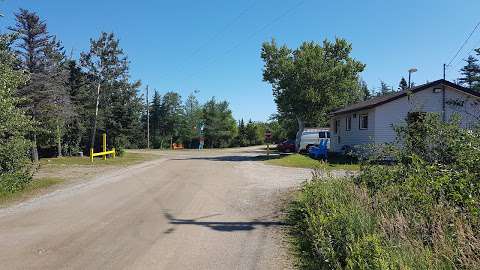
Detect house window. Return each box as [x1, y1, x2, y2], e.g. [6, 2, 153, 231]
[346, 117, 352, 131]
[334, 119, 340, 133]
[359, 114, 368, 129]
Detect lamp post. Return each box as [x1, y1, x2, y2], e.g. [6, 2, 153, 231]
[408, 68, 418, 89]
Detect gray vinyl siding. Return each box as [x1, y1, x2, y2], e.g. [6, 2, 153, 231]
[444, 86, 480, 128]
[374, 87, 443, 144]
[374, 85, 480, 144]
[330, 109, 375, 152]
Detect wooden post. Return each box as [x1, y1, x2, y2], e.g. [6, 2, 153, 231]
[267, 143, 270, 156]
[90, 148, 94, 163]
[102, 133, 107, 160]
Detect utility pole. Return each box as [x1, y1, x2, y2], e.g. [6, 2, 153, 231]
[146, 85, 150, 149]
[442, 64, 446, 122]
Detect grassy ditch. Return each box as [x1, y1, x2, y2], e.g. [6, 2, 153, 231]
[265, 154, 359, 171]
[0, 177, 64, 205]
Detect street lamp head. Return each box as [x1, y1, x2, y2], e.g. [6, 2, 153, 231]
[408, 68, 418, 73]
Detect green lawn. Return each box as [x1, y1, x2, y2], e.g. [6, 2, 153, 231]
[265, 154, 360, 171]
[0, 177, 64, 205]
[40, 152, 158, 167]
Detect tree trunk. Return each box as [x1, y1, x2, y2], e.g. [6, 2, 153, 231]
[56, 123, 62, 157]
[295, 116, 305, 153]
[31, 113, 39, 162]
[90, 83, 101, 150]
[31, 132, 39, 162]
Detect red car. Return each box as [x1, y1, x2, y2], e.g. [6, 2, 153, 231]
[277, 139, 296, 153]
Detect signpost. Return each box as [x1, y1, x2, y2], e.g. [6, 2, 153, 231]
[265, 130, 272, 156]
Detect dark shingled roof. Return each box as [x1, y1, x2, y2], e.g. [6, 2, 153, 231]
[331, 79, 480, 116]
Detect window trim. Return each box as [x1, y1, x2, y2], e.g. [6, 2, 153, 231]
[346, 116, 352, 131]
[335, 119, 340, 133]
[359, 114, 369, 130]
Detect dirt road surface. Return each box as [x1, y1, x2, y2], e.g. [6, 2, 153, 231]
[0, 147, 310, 270]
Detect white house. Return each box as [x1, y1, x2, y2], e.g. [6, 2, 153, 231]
[329, 79, 480, 153]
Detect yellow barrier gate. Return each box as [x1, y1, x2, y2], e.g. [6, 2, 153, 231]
[90, 133, 116, 162]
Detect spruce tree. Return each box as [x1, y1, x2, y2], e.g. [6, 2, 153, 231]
[459, 55, 480, 91]
[9, 9, 51, 161]
[399, 77, 408, 91]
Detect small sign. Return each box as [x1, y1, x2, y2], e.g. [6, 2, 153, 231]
[265, 130, 272, 140]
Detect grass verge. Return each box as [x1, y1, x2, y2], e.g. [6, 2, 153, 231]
[40, 152, 158, 167]
[265, 154, 359, 171]
[0, 177, 64, 205]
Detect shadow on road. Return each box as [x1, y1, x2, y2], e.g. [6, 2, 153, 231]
[163, 212, 285, 233]
[170, 154, 286, 162]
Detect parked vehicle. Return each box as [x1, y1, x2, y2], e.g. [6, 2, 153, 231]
[277, 139, 296, 153]
[308, 140, 328, 159]
[299, 128, 330, 152]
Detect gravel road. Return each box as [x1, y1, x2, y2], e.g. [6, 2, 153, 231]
[0, 147, 311, 270]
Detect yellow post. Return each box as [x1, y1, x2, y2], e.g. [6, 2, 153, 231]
[102, 133, 107, 160]
[112, 148, 116, 159]
[90, 148, 94, 163]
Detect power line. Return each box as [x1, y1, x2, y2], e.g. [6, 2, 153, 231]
[183, 0, 307, 82]
[449, 37, 480, 71]
[446, 20, 480, 67]
[173, 1, 258, 75]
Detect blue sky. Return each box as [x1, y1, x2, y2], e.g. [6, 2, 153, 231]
[1, 0, 479, 121]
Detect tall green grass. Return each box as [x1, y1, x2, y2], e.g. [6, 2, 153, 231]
[287, 176, 480, 269]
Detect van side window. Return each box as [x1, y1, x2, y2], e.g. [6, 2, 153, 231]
[319, 132, 326, 138]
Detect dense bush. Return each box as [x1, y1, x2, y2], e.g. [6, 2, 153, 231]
[288, 113, 480, 269]
[0, 34, 33, 194]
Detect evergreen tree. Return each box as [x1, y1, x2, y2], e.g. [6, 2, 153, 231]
[183, 93, 202, 147]
[377, 80, 394, 96]
[359, 79, 371, 100]
[159, 92, 184, 146]
[41, 37, 73, 157]
[9, 9, 51, 161]
[236, 119, 248, 146]
[64, 60, 91, 154]
[399, 77, 408, 91]
[149, 90, 162, 147]
[459, 55, 480, 91]
[203, 98, 236, 148]
[246, 120, 257, 145]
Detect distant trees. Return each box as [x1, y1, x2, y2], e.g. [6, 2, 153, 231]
[261, 38, 365, 151]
